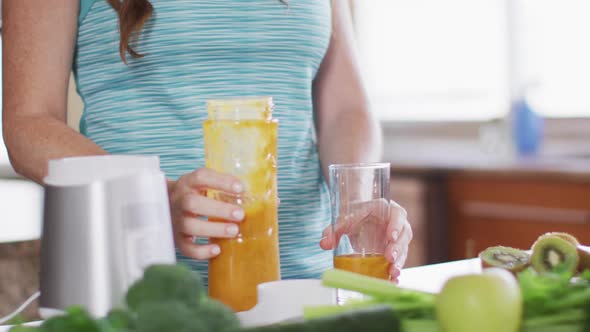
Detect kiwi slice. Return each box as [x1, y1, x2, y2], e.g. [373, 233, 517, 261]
[531, 234, 579, 274]
[577, 245, 590, 272]
[479, 246, 530, 273]
[543, 232, 580, 246]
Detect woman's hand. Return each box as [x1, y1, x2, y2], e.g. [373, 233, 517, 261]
[319, 199, 413, 283]
[167, 168, 245, 260]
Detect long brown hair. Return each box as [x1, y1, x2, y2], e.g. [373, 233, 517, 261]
[106, 0, 154, 64]
[107, 0, 288, 64]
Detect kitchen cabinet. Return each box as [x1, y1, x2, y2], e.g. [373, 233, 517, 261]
[389, 175, 447, 267]
[389, 177, 427, 267]
[447, 175, 590, 260]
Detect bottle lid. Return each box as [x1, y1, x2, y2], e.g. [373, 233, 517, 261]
[206, 96, 274, 120]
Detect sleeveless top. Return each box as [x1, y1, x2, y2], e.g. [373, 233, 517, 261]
[74, 0, 333, 282]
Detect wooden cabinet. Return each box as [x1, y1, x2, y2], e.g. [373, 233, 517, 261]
[390, 175, 448, 267]
[389, 177, 427, 267]
[447, 175, 590, 260]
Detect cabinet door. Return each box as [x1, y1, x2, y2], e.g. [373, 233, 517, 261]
[390, 177, 427, 267]
[447, 176, 590, 260]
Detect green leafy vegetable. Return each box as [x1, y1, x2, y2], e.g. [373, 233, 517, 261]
[194, 299, 241, 332]
[99, 308, 136, 332]
[8, 264, 238, 332]
[40, 307, 102, 332]
[518, 266, 590, 331]
[5, 315, 27, 326]
[311, 267, 590, 332]
[125, 264, 202, 311]
[6, 327, 41, 332]
[134, 301, 204, 332]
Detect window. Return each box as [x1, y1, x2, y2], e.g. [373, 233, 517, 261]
[352, 0, 590, 121]
[521, 0, 590, 118]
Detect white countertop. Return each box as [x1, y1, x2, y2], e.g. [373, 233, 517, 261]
[0, 178, 43, 243]
[398, 258, 482, 293]
[237, 258, 483, 327]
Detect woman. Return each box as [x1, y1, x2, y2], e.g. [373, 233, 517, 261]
[2, 0, 412, 282]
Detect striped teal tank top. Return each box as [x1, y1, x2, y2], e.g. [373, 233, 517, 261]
[75, 0, 333, 282]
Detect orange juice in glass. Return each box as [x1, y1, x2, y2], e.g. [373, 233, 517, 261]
[329, 163, 391, 303]
[333, 253, 390, 280]
[203, 97, 280, 312]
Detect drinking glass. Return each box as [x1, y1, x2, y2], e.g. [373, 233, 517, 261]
[328, 163, 391, 303]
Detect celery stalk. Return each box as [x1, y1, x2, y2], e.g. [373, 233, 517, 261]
[522, 309, 585, 328]
[402, 319, 440, 332]
[521, 324, 581, 332]
[303, 301, 377, 320]
[303, 299, 435, 321]
[321, 269, 436, 303]
[543, 288, 590, 312]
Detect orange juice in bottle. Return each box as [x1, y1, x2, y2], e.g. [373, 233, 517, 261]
[203, 96, 280, 312]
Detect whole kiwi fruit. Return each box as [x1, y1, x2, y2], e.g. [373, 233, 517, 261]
[577, 245, 590, 272]
[479, 246, 530, 273]
[544, 232, 580, 246]
[531, 234, 579, 275]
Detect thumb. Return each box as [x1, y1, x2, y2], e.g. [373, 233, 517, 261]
[319, 225, 334, 250]
[320, 219, 350, 250]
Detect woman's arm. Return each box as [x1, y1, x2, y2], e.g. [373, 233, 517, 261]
[312, 0, 382, 179]
[315, 2, 413, 278]
[2, 0, 107, 184]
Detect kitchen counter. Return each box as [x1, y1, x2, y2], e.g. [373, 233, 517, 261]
[0, 258, 483, 330]
[384, 139, 590, 183]
[398, 258, 481, 293]
[384, 138, 590, 266]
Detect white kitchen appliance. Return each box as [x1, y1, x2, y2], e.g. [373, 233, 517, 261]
[38, 155, 176, 319]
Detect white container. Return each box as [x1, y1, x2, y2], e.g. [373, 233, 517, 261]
[236, 279, 337, 327]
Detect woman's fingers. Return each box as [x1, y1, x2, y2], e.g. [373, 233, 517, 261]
[169, 168, 248, 261]
[319, 226, 333, 250]
[179, 217, 240, 239]
[181, 168, 244, 194]
[345, 198, 390, 234]
[385, 221, 412, 267]
[320, 198, 408, 251]
[384, 200, 412, 275]
[319, 221, 350, 250]
[386, 200, 408, 243]
[177, 238, 221, 260]
[181, 193, 245, 222]
[389, 264, 402, 281]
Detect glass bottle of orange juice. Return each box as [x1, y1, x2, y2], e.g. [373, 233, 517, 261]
[203, 96, 280, 312]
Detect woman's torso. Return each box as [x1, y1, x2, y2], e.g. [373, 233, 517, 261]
[74, 0, 333, 281]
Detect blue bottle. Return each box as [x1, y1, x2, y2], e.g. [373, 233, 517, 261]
[511, 97, 544, 157]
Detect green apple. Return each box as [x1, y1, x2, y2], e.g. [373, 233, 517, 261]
[435, 268, 523, 332]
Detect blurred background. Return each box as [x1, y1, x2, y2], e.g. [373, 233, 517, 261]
[2, 0, 590, 317]
[347, 0, 590, 268]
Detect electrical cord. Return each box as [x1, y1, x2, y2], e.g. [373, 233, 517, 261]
[0, 291, 40, 325]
